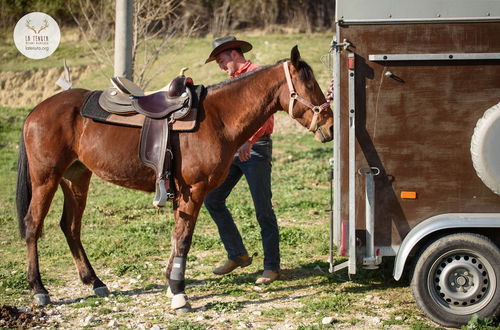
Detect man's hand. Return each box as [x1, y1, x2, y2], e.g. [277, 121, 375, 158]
[238, 142, 252, 161]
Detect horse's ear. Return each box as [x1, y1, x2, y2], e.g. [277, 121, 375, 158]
[291, 45, 301, 68]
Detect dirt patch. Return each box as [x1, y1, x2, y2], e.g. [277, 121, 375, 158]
[0, 305, 47, 328]
[0, 65, 96, 108]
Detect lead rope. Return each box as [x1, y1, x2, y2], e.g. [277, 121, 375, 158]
[325, 78, 334, 102]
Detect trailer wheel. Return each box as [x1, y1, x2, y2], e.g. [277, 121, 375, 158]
[411, 233, 500, 327]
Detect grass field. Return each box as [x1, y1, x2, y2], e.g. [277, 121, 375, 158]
[1, 34, 498, 329]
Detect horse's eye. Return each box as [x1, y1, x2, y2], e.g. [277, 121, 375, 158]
[306, 84, 313, 90]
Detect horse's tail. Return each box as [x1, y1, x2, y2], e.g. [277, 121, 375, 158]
[16, 127, 31, 240]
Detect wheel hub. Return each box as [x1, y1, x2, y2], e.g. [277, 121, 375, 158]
[433, 253, 490, 309]
[454, 275, 467, 287]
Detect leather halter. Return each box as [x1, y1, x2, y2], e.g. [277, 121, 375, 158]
[283, 61, 330, 132]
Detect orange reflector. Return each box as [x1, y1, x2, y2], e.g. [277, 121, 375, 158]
[401, 191, 417, 199]
[348, 57, 355, 70]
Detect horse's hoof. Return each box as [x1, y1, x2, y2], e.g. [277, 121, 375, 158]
[174, 302, 192, 314]
[166, 286, 174, 298]
[94, 286, 110, 297]
[34, 294, 51, 306]
[171, 293, 189, 310]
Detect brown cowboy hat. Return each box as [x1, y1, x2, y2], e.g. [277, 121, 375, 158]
[205, 36, 252, 64]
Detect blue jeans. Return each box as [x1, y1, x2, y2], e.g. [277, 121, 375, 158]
[204, 137, 280, 271]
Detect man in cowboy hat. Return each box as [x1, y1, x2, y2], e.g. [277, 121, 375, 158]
[204, 36, 280, 284]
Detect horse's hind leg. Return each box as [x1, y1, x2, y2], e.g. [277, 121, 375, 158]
[25, 176, 61, 305]
[59, 162, 110, 297]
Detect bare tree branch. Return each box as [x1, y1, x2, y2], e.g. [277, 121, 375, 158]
[68, 0, 199, 88]
[67, 0, 114, 68]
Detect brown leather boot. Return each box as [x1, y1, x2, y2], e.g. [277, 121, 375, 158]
[255, 270, 280, 285]
[213, 254, 253, 275]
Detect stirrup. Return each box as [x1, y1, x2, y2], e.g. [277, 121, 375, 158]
[153, 179, 174, 207]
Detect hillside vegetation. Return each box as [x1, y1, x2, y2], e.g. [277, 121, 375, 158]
[0, 33, 334, 107]
[0, 0, 335, 35]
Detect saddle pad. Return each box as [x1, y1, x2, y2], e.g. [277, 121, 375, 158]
[80, 86, 206, 131]
[81, 90, 144, 127]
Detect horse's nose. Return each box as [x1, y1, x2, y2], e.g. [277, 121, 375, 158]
[329, 124, 333, 137]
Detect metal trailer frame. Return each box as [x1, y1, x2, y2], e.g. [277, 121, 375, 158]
[329, 0, 500, 326]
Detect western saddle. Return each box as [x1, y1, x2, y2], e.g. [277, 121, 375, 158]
[90, 68, 199, 207]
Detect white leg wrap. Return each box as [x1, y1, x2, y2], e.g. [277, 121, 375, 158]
[171, 293, 188, 310]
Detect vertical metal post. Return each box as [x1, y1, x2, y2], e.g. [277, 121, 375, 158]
[328, 157, 334, 273]
[114, 0, 133, 79]
[330, 20, 349, 273]
[359, 167, 380, 269]
[333, 22, 342, 250]
[328, 32, 337, 273]
[365, 170, 375, 261]
[347, 52, 356, 275]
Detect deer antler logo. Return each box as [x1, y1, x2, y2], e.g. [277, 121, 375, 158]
[25, 18, 49, 34]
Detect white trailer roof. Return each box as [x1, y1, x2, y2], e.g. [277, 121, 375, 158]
[336, 0, 500, 24]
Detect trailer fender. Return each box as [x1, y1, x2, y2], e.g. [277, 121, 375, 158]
[471, 101, 500, 195]
[393, 213, 500, 280]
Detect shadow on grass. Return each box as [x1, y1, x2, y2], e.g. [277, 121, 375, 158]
[49, 258, 410, 308]
[50, 284, 170, 306]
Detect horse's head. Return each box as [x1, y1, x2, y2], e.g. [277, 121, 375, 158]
[279, 46, 333, 142]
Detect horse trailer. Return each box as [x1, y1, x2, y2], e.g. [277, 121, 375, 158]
[329, 0, 500, 326]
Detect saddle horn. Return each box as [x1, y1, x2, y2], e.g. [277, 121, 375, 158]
[179, 67, 189, 77]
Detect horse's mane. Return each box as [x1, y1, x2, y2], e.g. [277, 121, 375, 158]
[207, 58, 314, 91]
[207, 64, 274, 90]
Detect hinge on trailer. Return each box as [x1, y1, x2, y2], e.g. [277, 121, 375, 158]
[332, 39, 351, 52]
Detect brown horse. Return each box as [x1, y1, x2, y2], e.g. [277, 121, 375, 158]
[16, 46, 333, 311]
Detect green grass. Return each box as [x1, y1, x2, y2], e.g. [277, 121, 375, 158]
[462, 314, 500, 330]
[205, 301, 243, 312]
[300, 292, 351, 315]
[71, 297, 107, 309]
[164, 320, 209, 330]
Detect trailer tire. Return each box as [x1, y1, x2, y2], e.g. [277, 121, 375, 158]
[410, 233, 500, 327]
[471, 102, 500, 195]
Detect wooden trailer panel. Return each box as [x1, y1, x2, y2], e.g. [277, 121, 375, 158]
[338, 22, 500, 248]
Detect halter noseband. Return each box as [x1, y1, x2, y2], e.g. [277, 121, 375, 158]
[283, 61, 330, 132]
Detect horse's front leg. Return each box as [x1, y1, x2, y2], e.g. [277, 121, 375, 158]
[166, 185, 205, 313]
